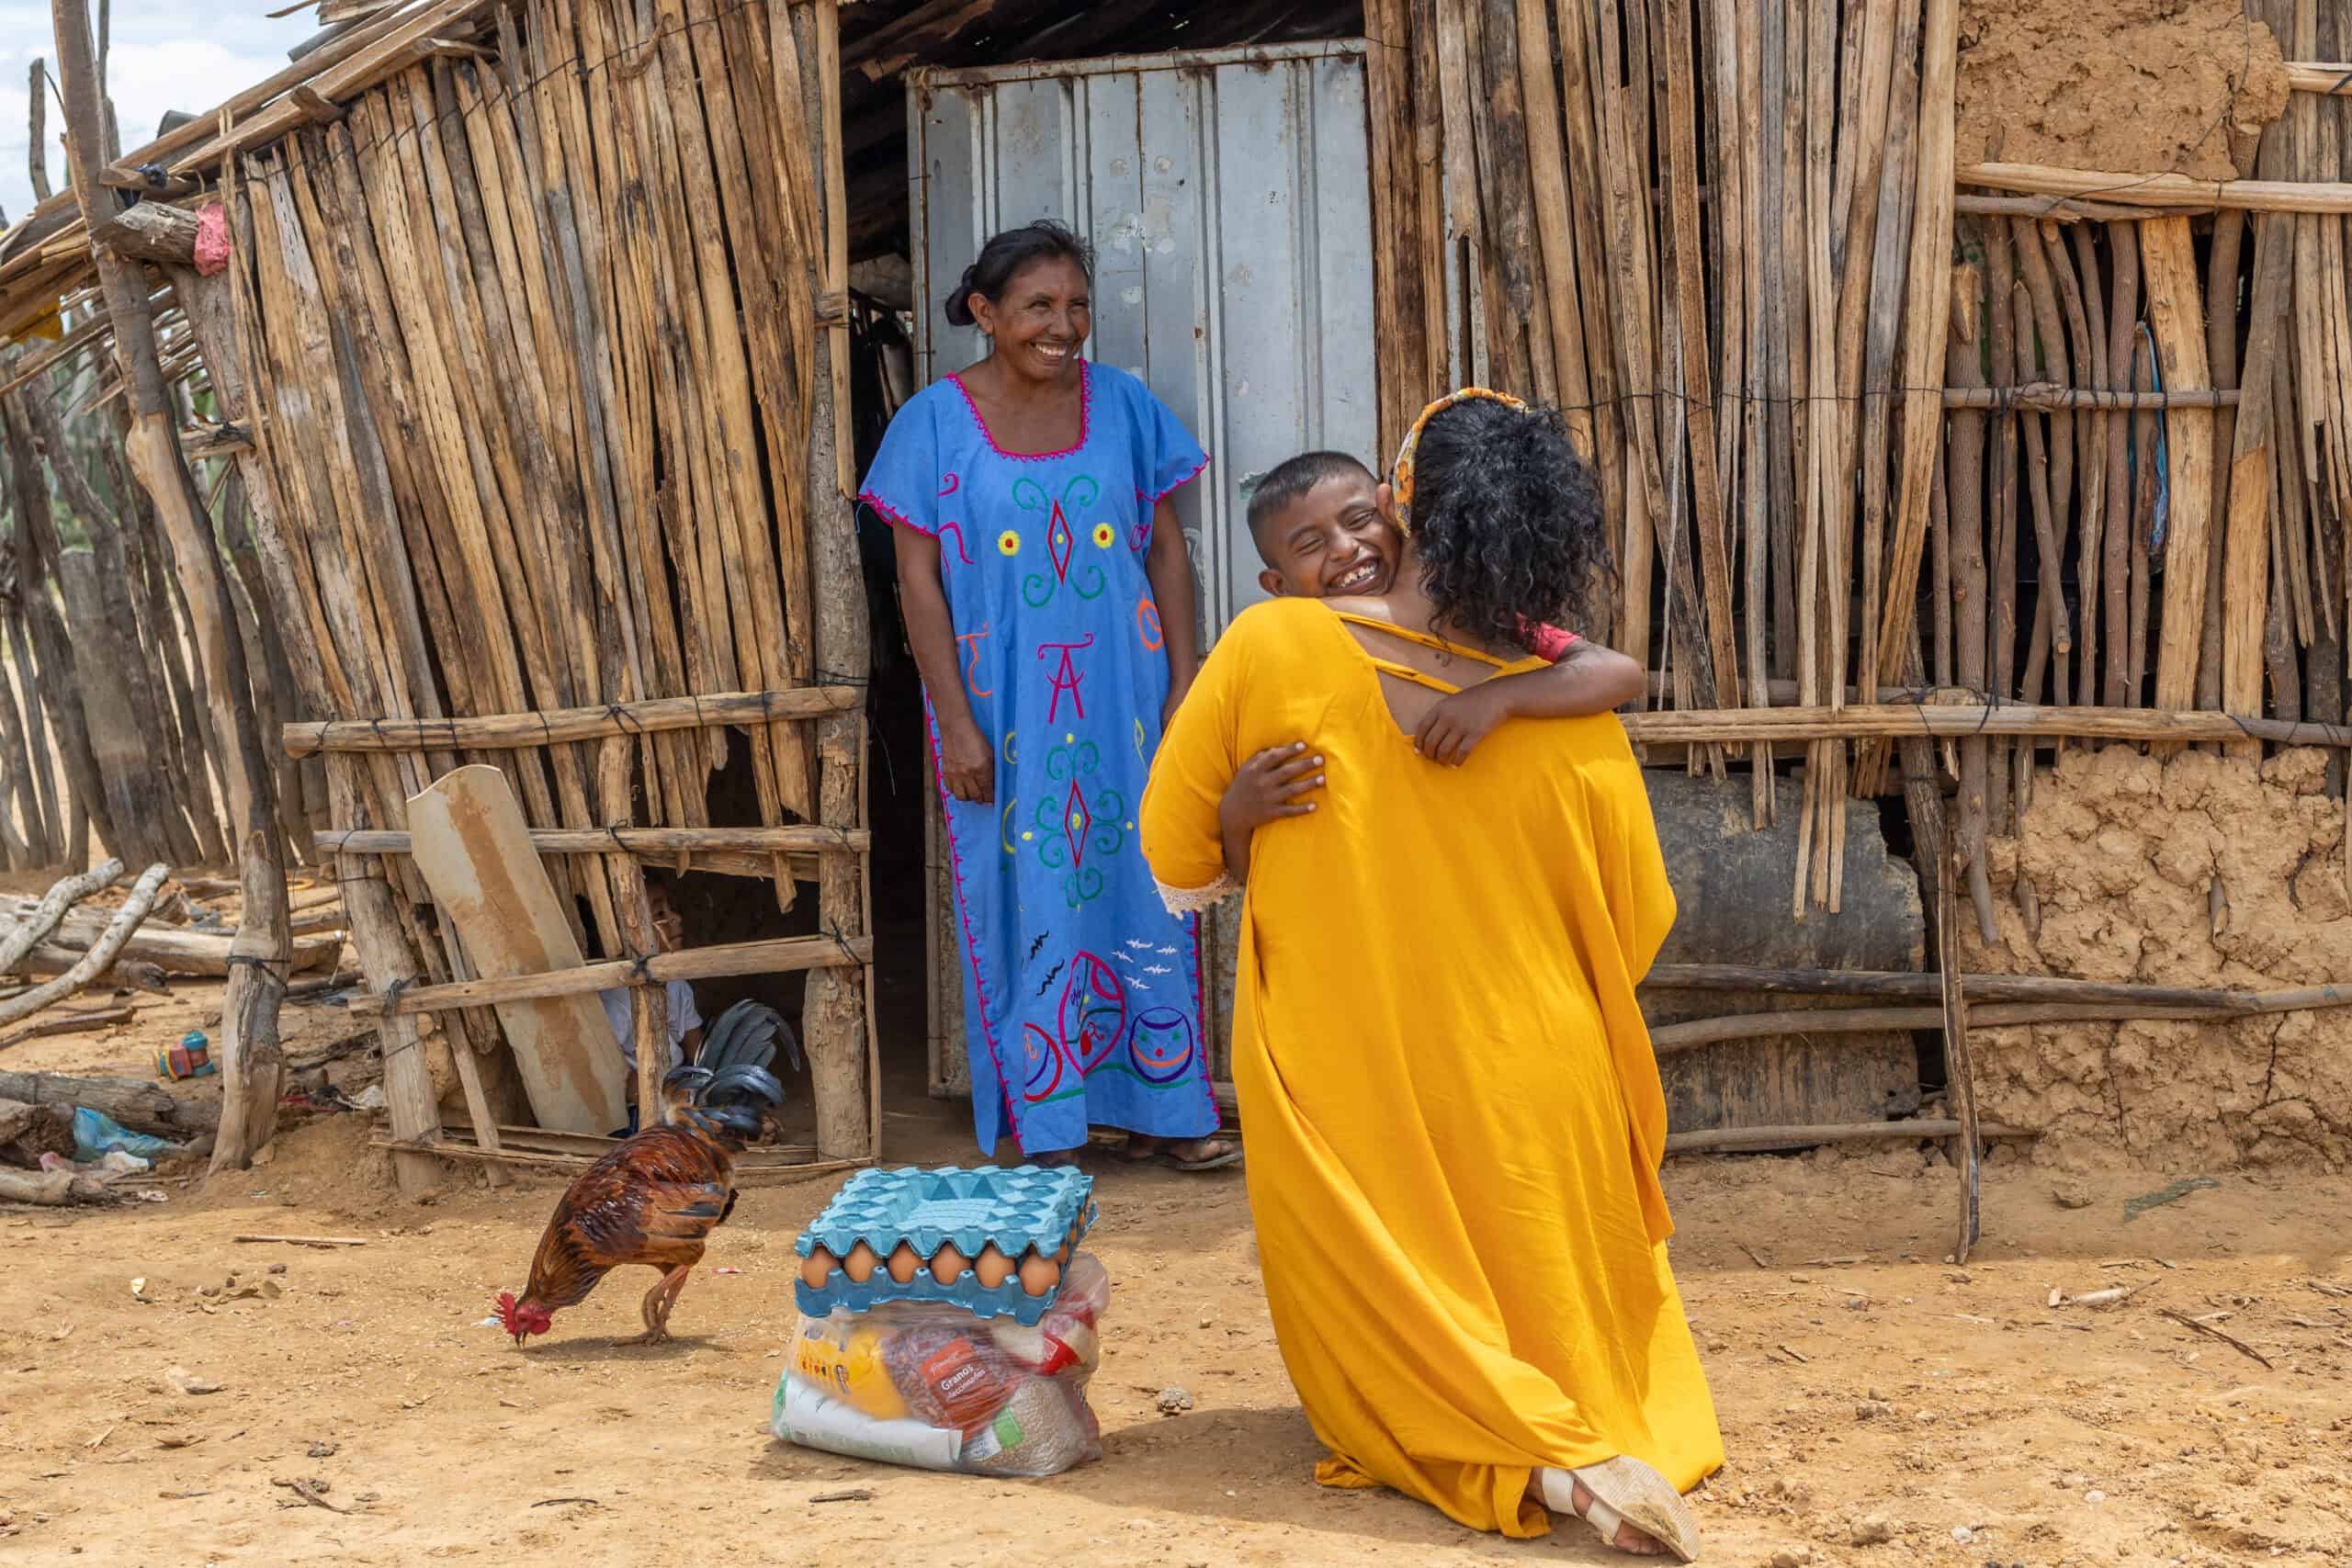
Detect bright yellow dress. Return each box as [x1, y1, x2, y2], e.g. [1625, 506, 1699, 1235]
[1139, 599, 1723, 1537]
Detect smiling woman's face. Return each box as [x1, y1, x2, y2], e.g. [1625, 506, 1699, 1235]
[969, 254, 1091, 387]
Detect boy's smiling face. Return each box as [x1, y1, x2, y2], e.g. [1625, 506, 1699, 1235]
[1256, 472, 1405, 600]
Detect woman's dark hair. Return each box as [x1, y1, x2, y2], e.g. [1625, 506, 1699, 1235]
[1408, 398, 1612, 653]
[944, 220, 1094, 328]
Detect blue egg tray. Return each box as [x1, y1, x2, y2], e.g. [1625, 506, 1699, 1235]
[793, 1164, 1097, 1325]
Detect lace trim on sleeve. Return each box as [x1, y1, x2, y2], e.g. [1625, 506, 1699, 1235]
[1156, 873, 1240, 916]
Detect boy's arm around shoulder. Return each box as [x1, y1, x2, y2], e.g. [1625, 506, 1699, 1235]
[1413, 640, 1647, 765]
[1495, 639, 1645, 718]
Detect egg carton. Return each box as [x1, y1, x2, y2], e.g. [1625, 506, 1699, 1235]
[793, 1164, 1097, 1325]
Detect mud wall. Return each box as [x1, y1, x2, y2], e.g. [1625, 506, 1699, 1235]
[1962, 747, 2350, 1173]
[1957, 0, 2287, 180]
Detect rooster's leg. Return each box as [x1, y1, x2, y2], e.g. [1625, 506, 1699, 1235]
[653, 1264, 692, 1332]
[623, 1265, 693, 1345]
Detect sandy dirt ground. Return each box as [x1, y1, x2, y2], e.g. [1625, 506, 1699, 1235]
[3, 989, 2349, 1568]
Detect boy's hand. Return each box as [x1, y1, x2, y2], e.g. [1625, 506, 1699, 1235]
[1220, 743, 1323, 833]
[1414, 684, 1510, 766]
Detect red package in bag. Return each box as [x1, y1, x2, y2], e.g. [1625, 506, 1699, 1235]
[885, 1324, 1015, 1434]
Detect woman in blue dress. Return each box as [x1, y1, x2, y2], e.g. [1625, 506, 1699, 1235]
[864, 221, 1239, 1172]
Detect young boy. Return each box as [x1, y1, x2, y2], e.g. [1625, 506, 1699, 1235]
[601, 873, 705, 1137]
[1217, 450, 1645, 883]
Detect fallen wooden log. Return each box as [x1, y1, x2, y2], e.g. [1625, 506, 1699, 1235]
[287, 908, 347, 937]
[0, 1166, 117, 1204]
[13, 948, 171, 995]
[0, 1068, 217, 1139]
[0, 1096, 76, 1163]
[0, 859, 125, 974]
[0, 865, 170, 1028]
[11, 911, 341, 977]
[0, 1005, 134, 1050]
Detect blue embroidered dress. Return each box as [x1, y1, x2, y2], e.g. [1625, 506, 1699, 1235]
[862, 361, 1219, 1156]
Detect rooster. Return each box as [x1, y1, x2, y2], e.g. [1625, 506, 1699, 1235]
[497, 1000, 794, 1347]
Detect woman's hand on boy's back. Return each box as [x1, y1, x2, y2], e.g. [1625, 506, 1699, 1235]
[1221, 743, 1323, 835]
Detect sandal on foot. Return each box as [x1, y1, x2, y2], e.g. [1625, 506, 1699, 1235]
[1122, 1135, 1243, 1172]
[1027, 1149, 1083, 1169]
[1538, 1456, 1701, 1562]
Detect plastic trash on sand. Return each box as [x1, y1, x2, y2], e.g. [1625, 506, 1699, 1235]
[72, 1107, 179, 1163]
[772, 1253, 1109, 1477]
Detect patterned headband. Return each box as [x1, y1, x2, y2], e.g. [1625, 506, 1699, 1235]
[1388, 387, 1531, 534]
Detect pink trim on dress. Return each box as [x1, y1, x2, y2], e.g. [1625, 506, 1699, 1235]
[859, 490, 933, 536]
[1150, 451, 1211, 503]
[946, 360, 1092, 460]
[921, 693, 1030, 1157]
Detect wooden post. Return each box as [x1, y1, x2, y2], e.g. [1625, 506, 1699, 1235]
[1938, 840, 1979, 1265]
[607, 850, 670, 1129]
[2140, 215, 2218, 723]
[326, 761, 442, 1195]
[51, 0, 289, 1174]
[795, 0, 874, 1162]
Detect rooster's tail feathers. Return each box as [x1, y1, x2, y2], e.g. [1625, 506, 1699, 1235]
[701, 1061, 786, 1111]
[701, 998, 802, 1078]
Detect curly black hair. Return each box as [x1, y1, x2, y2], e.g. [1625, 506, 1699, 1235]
[1406, 398, 1611, 653]
[944, 220, 1095, 328]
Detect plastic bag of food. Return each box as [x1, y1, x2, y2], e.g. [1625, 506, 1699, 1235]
[773, 1253, 1108, 1477]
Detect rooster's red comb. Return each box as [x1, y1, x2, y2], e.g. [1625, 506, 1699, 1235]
[496, 1291, 521, 1332]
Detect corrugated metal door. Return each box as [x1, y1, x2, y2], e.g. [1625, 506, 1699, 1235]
[907, 40, 1379, 1100]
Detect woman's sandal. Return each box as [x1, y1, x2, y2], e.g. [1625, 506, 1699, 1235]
[1121, 1134, 1244, 1172]
[1538, 1456, 1701, 1562]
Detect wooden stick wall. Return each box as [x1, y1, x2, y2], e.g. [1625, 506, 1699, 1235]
[1366, 0, 2350, 920]
[208, 0, 876, 1167]
[1365, 0, 1962, 911]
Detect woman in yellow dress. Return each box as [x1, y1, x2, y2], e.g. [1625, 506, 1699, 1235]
[1140, 391, 1723, 1559]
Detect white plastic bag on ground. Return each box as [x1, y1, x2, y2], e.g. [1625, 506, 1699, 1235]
[772, 1252, 1109, 1477]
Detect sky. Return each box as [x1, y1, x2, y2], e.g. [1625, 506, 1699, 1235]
[0, 1, 320, 223]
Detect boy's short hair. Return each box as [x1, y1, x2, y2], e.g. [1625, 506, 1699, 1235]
[1244, 451, 1376, 562]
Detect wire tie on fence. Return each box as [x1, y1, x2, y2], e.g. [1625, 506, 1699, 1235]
[379, 974, 415, 1017]
[225, 952, 290, 994]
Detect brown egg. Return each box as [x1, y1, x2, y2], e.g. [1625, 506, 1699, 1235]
[886, 1242, 922, 1285]
[799, 1247, 836, 1289]
[1054, 1240, 1070, 1264]
[974, 1242, 1015, 1289]
[929, 1243, 969, 1287]
[842, 1241, 881, 1283]
[1018, 1250, 1062, 1297]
